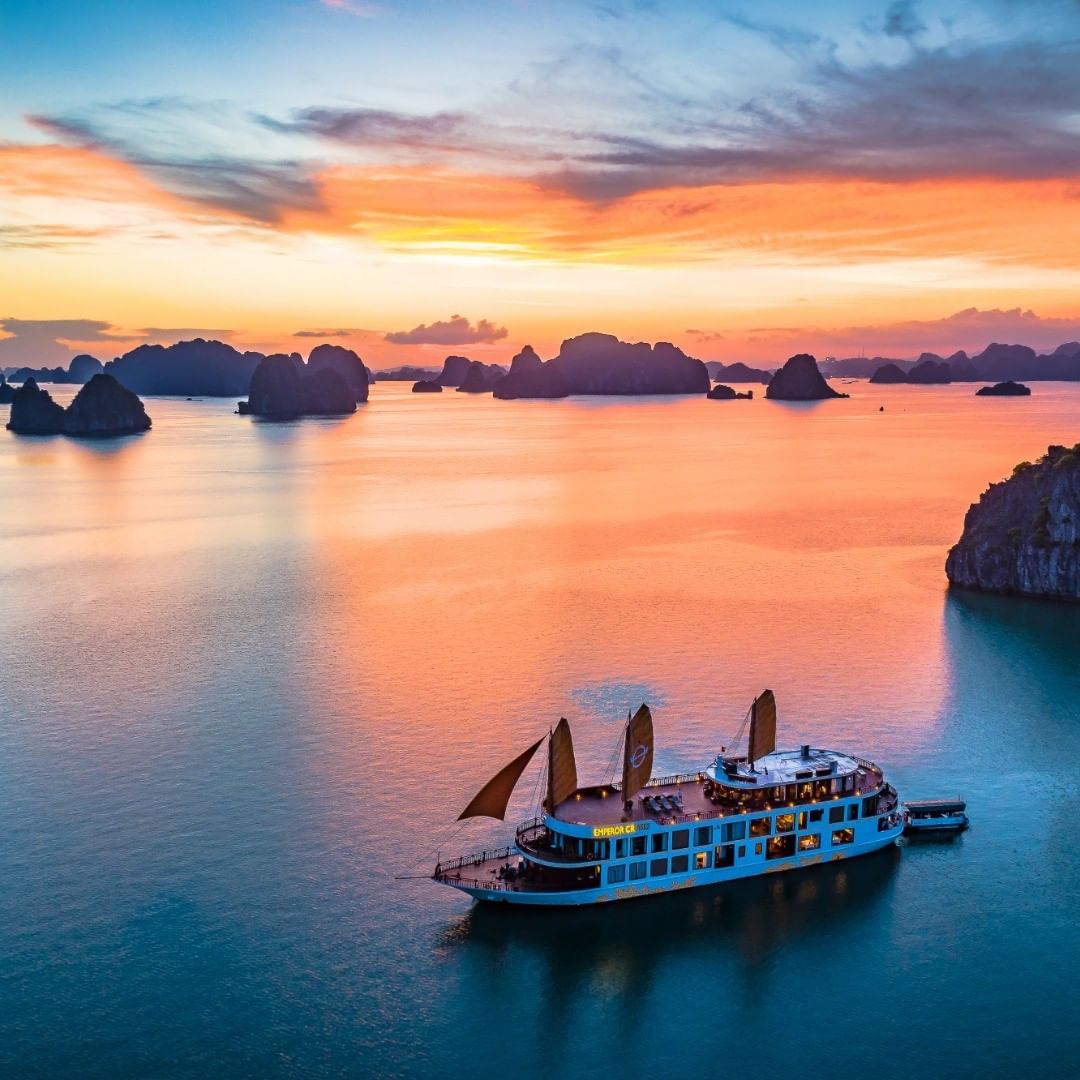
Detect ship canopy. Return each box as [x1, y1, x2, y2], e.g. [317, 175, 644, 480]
[748, 689, 777, 765]
[621, 703, 654, 803]
[547, 716, 578, 810]
[457, 736, 545, 820]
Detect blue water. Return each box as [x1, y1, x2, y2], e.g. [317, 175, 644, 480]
[1, 384, 1078, 1078]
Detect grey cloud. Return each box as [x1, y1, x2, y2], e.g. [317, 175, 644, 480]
[0, 317, 129, 367]
[265, 107, 470, 150]
[30, 104, 324, 224]
[293, 328, 369, 338]
[385, 315, 508, 346]
[0, 319, 238, 367]
[538, 37, 1080, 200]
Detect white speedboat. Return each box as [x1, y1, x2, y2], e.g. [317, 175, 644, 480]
[903, 798, 968, 833]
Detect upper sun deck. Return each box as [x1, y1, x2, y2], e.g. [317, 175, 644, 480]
[705, 746, 859, 788]
[550, 748, 885, 830]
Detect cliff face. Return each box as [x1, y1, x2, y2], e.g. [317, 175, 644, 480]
[946, 445, 1080, 600]
[766, 354, 847, 400]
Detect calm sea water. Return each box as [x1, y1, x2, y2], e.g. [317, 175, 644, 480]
[1, 382, 1078, 1079]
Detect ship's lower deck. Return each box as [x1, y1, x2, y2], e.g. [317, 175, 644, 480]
[434, 820, 903, 906]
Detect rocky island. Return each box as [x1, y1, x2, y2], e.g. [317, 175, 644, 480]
[411, 379, 442, 393]
[0, 375, 15, 404]
[493, 346, 568, 399]
[376, 365, 439, 382]
[707, 383, 753, 400]
[457, 361, 506, 393]
[907, 359, 952, 384]
[106, 338, 263, 396]
[869, 362, 908, 384]
[976, 381, 1031, 396]
[238, 354, 357, 418]
[766, 354, 848, 400]
[307, 344, 371, 402]
[4, 353, 104, 386]
[435, 355, 473, 387]
[6, 374, 151, 436]
[493, 333, 709, 399]
[704, 361, 772, 384]
[945, 445, 1080, 600]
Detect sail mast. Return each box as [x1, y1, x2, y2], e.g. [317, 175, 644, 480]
[621, 703, 654, 809]
[748, 689, 777, 768]
[546, 717, 578, 812]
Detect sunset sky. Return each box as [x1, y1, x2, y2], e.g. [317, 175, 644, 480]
[3, 0, 1080, 368]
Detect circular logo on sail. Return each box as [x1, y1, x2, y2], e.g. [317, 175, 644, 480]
[630, 744, 648, 768]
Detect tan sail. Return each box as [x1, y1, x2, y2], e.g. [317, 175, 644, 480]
[748, 689, 777, 765]
[457, 737, 544, 820]
[621, 703, 654, 803]
[546, 717, 578, 810]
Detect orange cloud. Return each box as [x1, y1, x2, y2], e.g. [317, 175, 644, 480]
[6, 136, 1078, 275]
[292, 165, 1080, 270]
[0, 143, 186, 213]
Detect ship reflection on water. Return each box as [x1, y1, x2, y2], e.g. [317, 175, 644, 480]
[437, 846, 900, 1003]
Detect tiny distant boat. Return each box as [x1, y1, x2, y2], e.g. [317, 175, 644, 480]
[903, 798, 968, 833]
[432, 692, 905, 906]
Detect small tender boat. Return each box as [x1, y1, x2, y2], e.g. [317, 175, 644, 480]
[432, 692, 905, 906]
[903, 798, 968, 833]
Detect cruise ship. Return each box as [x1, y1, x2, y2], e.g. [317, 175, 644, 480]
[433, 692, 904, 905]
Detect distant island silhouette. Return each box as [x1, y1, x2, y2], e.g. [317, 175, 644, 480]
[238, 347, 369, 419]
[976, 380, 1031, 396]
[766, 354, 848, 400]
[6, 374, 151, 436]
[864, 343, 1080, 385]
[6, 335, 1080, 408]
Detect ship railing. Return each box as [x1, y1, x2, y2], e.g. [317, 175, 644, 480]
[588, 772, 708, 795]
[515, 817, 544, 839]
[433, 846, 513, 878]
[514, 820, 607, 865]
[641, 771, 707, 789]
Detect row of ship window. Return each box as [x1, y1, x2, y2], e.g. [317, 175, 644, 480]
[605, 827, 859, 884]
[569, 800, 867, 862]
